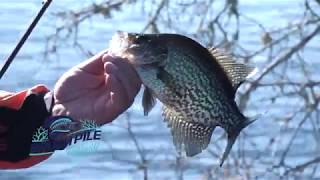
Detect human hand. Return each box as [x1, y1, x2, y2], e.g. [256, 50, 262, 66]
[52, 51, 141, 125]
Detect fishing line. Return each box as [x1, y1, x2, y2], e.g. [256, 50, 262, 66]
[0, 0, 53, 80]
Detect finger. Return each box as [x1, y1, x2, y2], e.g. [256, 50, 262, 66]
[104, 61, 137, 103]
[76, 49, 108, 75]
[103, 74, 131, 120]
[104, 63, 130, 103]
[103, 55, 141, 98]
[102, 54, 141, 87]
[104, 61, 118, 74]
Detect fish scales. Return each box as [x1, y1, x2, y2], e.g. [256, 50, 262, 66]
[164, 46, 237, 126]
[109, 32, 258, 166]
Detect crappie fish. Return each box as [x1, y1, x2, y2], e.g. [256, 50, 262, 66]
[109, 32, 258, 166]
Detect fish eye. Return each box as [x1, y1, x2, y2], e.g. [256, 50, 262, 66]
[134, 35, 150, 44]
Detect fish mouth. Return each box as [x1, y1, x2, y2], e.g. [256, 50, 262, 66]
[108, 31, 167, 66]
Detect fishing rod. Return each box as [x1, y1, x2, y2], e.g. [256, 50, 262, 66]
[0, 0, 53, 80]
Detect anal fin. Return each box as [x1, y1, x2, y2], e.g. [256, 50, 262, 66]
[163, 106, 215, 156]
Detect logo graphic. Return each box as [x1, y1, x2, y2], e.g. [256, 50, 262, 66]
[65, 119, 104, 158]
[30, 116, 104, 157]
[30, 126, 52, 156]
[32, 126, 48, 142]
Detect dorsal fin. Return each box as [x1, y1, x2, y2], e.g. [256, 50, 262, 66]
[208, 47, 258, 90]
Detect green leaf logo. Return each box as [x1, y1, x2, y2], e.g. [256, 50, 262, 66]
[32, 126, 49, 142]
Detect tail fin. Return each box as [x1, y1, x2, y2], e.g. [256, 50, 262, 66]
[219, 116, 257, 167]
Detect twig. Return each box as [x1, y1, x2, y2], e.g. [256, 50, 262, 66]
[284, 156, 320, 175]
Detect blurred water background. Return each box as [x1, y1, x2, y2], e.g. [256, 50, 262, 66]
[0, 0, 320, 179]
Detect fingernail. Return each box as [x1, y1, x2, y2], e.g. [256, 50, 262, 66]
[104, 62, 118, 74]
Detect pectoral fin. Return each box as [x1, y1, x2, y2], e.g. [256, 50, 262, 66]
[163, 106, 215, 156]
[142, 87, 156, 116]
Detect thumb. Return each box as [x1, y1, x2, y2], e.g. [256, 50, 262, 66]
[76, 50, 108, 75]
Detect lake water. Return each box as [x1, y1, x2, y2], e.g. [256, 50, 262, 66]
[0, 0, 319, 179]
